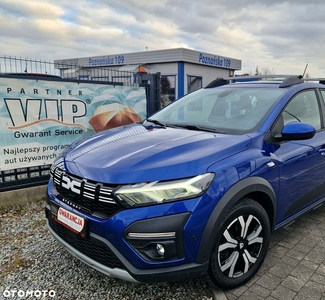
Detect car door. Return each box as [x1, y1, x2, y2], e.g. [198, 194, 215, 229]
[271, 89, 325, 224]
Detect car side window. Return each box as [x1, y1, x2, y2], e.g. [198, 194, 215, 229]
[282, 90, 321, 130]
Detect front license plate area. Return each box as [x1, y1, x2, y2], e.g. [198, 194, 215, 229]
[51, 204, 88, 238]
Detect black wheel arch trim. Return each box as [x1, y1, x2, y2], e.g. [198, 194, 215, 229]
[196, 176, 276, 264]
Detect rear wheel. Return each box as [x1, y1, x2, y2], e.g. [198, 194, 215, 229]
[208, 198, 270, 289]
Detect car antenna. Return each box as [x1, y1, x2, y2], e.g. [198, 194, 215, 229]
[302, 64, 308, 78]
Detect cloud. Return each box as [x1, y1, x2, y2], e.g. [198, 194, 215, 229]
[0, 0, 324, 77]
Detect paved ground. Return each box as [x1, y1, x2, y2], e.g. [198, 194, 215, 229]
[212, 203, 325, 300]
[1, 192, 324, 299]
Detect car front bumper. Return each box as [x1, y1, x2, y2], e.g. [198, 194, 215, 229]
[45, 205, 209, 283]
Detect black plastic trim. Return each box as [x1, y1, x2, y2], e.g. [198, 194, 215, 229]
[205, 78, 229, 88]
[46, 203, 208, 283]
[124, 212, 191, 260]
[284, 182, 325, 218]
[196, 177, 276, 264]
[279, 75, 303, 88]
[129, 261, 209, 283]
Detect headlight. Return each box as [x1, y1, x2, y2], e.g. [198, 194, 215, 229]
[50, 157, 65, 173]
[114, 173, 214, 206]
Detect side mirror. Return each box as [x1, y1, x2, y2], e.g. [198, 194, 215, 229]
[275, 122, 316, 141]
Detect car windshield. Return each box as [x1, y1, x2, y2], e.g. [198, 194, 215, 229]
[149, 86, 286, 134]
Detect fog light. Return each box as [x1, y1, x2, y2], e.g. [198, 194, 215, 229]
[156, 244, 165, 256]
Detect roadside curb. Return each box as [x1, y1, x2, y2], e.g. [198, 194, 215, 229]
[0, 185, 47, 208]
[211, 287, 228, 300]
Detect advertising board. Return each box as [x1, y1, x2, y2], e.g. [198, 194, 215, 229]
[0, 77, 146, 171]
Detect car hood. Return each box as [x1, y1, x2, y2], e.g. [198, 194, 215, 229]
[60, 124, 251, 184]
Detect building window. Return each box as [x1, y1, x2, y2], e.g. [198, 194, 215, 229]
[161, 75, 176, 107]
[187, 75, 202, 93]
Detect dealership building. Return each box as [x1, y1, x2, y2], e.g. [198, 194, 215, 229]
[54, 48, 242, 105]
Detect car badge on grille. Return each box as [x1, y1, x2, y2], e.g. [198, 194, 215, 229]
[61, 174, 82, 194]
[51, 167, 116, 204]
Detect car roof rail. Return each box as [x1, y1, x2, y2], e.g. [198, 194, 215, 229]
[301, 78, 325, 85]
[228, 75, 294, 83]
[279, 75, 304, 88]
[206, 75, 325, 89]
[206, 75, 296, 88]
[205, 78, 230, 88]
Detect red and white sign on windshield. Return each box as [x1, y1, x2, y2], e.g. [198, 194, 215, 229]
[57, 207, 85, 233]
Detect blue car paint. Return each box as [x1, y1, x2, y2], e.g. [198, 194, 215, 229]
[47, 178, 217, 268]
[62, 125, 251, 183]
[45, 76, 325, 287]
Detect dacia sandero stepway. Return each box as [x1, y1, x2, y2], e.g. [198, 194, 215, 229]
[45, 75, 325, 289]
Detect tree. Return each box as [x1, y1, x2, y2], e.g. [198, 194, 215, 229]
[254, 66, 275, 75]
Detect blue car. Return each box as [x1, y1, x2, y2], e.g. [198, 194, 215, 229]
[45, 75, 325, 289]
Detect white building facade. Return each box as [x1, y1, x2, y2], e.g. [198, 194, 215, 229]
[55, 48, 242, 102]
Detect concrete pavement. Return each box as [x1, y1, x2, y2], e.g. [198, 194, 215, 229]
[1, 186, 324, 299]
[212, 204, 325, 300]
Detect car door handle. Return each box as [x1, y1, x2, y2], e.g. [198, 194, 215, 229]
[319, 146, 325, 155]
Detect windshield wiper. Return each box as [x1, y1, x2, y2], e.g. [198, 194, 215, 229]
[146, 119, 166, 127]
[171, 123, 226, 134]
[146, 120, 226, 134]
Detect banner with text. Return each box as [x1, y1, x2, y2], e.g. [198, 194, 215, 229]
[0, 77, 146, 171]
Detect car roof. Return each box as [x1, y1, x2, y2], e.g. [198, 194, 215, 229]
[206, 75, 325, 89]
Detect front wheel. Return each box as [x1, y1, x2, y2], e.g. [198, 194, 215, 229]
[208, 198, 271, 289]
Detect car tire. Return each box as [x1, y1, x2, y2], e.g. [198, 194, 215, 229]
[207, 197, 271, 289]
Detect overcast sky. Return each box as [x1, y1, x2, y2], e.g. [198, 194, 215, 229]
[1, 0, 324, 77]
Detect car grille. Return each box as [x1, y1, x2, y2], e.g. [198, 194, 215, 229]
[50, 166, 123, 219]
[48, 217, 125, 270]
